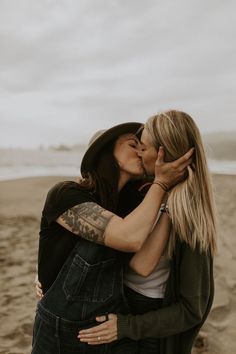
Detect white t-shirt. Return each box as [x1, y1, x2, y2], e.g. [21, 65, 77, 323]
[124, 255, 170, 298]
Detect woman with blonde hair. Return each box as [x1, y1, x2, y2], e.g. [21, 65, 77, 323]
[79, 110, 217, 354]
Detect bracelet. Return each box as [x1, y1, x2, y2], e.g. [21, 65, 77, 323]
[160, 203, 170, 215]
[152, 180, 169, 192]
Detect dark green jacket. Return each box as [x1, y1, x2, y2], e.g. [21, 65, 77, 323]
[117, 240, 214, 354]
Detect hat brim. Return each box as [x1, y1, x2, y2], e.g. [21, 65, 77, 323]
[80, 122, 143, 174]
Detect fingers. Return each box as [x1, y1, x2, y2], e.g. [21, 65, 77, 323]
[95, 315, 107, 322]
[80, 334, 117, 345]
[34, 279, 43, 299]
[78, 329, 117, 345]
[186, 147, 195, 159]
[153, 147, 194, 189]
[79, 322, 108, 335]
[78, 313, 117, 345]
[35, 285, 43, 299]
[179, 157, 193, 171]
[155, 147, 193, 172]
[79, 329, 116, 340]
[170, 148, 194, 175]
[177, 148, 194, 165]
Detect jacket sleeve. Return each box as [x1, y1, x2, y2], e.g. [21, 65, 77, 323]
[117, 244, 213, 339]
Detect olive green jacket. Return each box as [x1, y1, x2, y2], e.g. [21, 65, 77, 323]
[117, 240, 214, 354]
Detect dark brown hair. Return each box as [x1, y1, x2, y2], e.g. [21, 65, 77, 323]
[79, 138, 120, 212]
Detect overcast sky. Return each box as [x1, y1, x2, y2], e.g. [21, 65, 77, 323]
[0, 0, 236, 148]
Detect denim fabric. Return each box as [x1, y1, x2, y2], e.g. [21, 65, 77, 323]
[113, 286, 163, 354]
[32, 305, 111, 354]
[32, 237, 128, 354]
[111, 337, 139, 354]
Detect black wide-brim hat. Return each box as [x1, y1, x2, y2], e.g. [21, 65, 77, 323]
[80, 122, 143, 175]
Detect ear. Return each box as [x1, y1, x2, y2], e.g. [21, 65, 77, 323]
[156, 146, 165, 164]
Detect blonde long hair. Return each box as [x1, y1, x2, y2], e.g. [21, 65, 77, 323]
[145, 110, 217, 257]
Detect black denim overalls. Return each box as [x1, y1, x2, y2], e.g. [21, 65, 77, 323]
[32, 237, 128, 354]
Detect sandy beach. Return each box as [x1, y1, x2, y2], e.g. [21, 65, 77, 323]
[0, 174, 235, 354]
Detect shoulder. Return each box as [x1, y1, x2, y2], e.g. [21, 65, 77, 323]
[47, 181, 91, 199]
[44, 181, 96, 212]
[179, 241, 212, 259]
[41, 181, 98, 223]
[48, 180, 81, 193]
[176, 241, 213, 276]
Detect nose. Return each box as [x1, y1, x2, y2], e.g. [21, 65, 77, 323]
[137, 147, 143, 157]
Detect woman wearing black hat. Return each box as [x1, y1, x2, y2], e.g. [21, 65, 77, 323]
[32, 122, 192, 354]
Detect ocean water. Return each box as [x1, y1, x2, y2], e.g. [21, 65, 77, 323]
[0, 148, 236, 181]
[0, 148, 85, 181]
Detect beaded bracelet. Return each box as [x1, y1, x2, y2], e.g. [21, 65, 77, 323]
[160, 203, 167, 212]
[160, 203, 170, 215]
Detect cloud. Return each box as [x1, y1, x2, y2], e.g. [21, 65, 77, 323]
[0, 0, 236, 147]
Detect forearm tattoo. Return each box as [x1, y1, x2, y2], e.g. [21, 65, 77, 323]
[60, 202, 114, 244]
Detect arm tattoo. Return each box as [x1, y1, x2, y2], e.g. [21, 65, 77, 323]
[60, 202, 114, 245]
